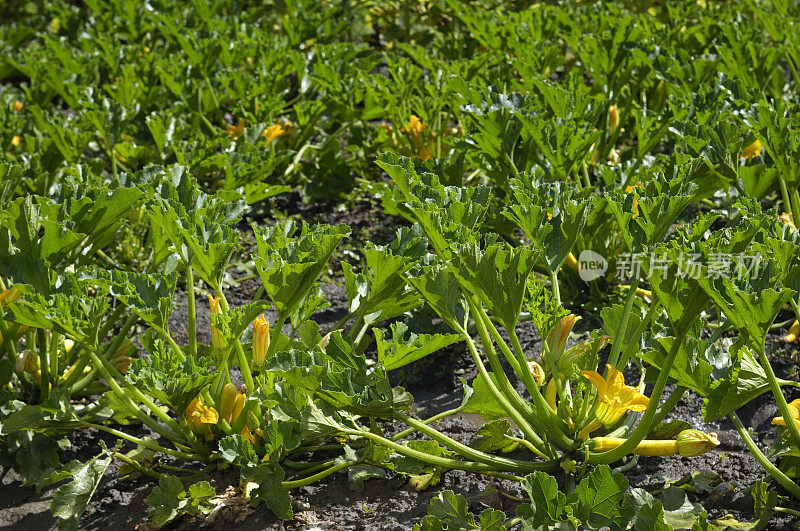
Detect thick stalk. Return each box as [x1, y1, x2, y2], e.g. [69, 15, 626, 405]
[282, 459, 358, 490]
[395, 412, 552, 473]
[390, 407, 462, 442]
[215, 287, 255, 394]
[37, 329, 49, 400]
[85, 348, 187, 444]
[463, 303, 551, 454]
[84, 422, 201, 460]
[608, 275, 640, 370]
[589, 329, 684, 464]
[757, 347, 800, 449]
[471, 300, 573, 450]
[342, 428, 537, 477]
[728, 412, 800, 499]
[187, 266, 197, 359]
[461, 328, 550, 456]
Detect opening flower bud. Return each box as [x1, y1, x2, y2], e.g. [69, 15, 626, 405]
[547, 314, 580, 361]
[185, 397, 219, 441]
[527, 360, 545, 386]
[208, 295, 225, 349]
[741, 139, 763, 159]
[676, 429, 719, 457]
[608, 104, 620, 134]
[252, 314, 270, 365]
[15, 349, 38, 375]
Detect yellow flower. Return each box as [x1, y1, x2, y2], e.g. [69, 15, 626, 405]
[12, 100, 23, 112]
[772, 398, 800, 428]
[608, 104, 620, 134]
[226, 119, 245, 139]
[527, 360, 545, 386]
[676, 429, 719, 457]
[0, 286, 21, 310]
[262, 124, 286, 145]
[581, 364, 650, 426]
[252, 314, 270, 365]
[186, 397, 219, 441]
[624, 185, 640, 219]
[780, 212, 796, 231]
[208, 295, 225, 349]
[10, 135, 20, 147]
[547, 314, 581, 359]
[741, 139, 763, 159]
[786, 320, 800, 343]
[403, 115, 426, 150]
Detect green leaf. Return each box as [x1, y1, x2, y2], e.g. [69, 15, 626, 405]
[146, 165, 244, 286]
[241, 464, 292, 520]
[640, 336, 714, 395]
[424, 491, 482, 530]
[146, 475, 186, 529]
[127, 330, 215, 413]
[375, 322, 461, 371]
[703, 342, 775, 422]
[470, 419, 520, 454]
[253, 220, 350, 319]
[218, 434, 259, 467]
[460, 372, 509, 421]
[574, 465, 634, 530]
[51, 451, 113, 531]
[517, 471, 567, 528]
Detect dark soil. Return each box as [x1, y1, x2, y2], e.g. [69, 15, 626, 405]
[2, 197, 799, 530]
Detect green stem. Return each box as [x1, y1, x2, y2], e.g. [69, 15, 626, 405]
[37, 329, 49, 400]
[282, 459, 357, 490]
[551, 270, 561, 306]
[395, 412, 552, 472]
[774, 506, 800, 518]
[115, 452, 164, 480]
[757, 347, 800, 449]
[462, 303, 551, 455]
[390, 407, 462, 442]
[728, 412, 800, 499]
[83, 422, 201, 460]
[85, 347, 187, 444]
[342, 428, 534, 477]
[608, 275, 640, 370]
[187, 266, 197, 359]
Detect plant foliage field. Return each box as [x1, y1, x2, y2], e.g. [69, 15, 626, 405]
[2, 0, 800, 529]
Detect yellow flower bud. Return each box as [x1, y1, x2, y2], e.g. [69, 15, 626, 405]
[231, 388, 247, 424]
[208, 295, 225, 349]
[252, 314, 270, 365]
[608, 104, 620, 134]
[527, 360, 545, 386]
[12, 100, 23, 112]
[547, 314, 580, 360]
[772, 398, 800, 428]
[741, 139, 763, 159]
[15, 349, 38, 375]
[11, 135, 21, 147]
[786, 320, 800, 343]
[185, 397, 219, 441]
[220, 382, 238, 424]
[676, 429, 719, 457]
[0, 286, 22, 310]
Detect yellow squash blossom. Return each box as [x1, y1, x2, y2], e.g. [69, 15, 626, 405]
[403, 115, 426, 149]
[772, 398, 800, 428]
[741, 139, 763, 159]
[252, 314, 270, 365]
[11, 135, 20, 147]
[581, 364, 650, 426]
[786, 320, 800, 343]
[226, 119, 245, 139]
[780, 212, 796, 231]
[547, 314, 581, 359]
[608, 104, 620, 134]
[262, 124, 286, 145]
[208, 295, 225, 349]
[12, 100, 23, 112]
[186, 397, 219, 441]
